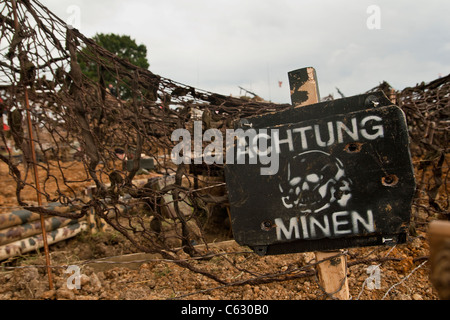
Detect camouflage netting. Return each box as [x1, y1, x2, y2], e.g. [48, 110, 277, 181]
[367, 77, 449, 224]
[0, 0, 448, 281]
[0, 0, 293, 254]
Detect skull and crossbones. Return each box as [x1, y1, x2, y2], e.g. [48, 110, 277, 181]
[279, 150, 352, 214]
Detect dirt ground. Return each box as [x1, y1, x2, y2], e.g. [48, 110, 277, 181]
[0, 227, 439, 300]
[0, 160, 444, 301]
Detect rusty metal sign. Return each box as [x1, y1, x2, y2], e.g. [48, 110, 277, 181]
[224, 92, 416, 255]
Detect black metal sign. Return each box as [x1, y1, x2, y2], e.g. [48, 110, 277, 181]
[224, 92, 416, 255]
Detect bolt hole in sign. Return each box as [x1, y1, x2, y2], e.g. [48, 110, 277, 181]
[224, 92, 416, 256]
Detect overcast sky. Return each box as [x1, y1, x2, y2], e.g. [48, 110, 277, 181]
[40, 0, 450, 103]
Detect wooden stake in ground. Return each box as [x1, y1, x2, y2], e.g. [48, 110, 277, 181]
[288, 67, 349, 300]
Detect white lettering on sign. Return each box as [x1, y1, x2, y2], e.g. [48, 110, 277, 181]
[274, 210, 375, 241]
[171, 114, 385, 176]
[271, 115, 384, 154]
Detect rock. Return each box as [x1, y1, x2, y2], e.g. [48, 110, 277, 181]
[14, 266, 39, 282]
[97, 271, 105, 280]
[396, 257, 414, 274]
[119, 287, 151, 300]
[396, 293, 411, 300]
[79, 274, 90, 286]
[85, 273, 102, 293]
[75, 295, 99, 300]
[412, 293, 423, 300]
[29, 278, 47, 298]
[306, 293, 316, 299]
[302, 252, 315, 264]
[358, 274, 367, 282]
[41, 290, 56, 300]
[0, 292, 13, 299]
[56, 288, 75, 300]
[411, 237, 422, 249]
[99, 291, 110, 299]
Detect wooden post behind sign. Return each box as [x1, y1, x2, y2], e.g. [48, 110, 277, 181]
[11, 0, 54, 291]
[288, 67, 349, 300]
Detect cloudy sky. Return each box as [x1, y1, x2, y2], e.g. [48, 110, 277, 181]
[40, 0, 450, 103]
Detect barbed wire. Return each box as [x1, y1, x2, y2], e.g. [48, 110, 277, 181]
[355, 245, 397, 299]
[381, 260, 429, 300]
[0, 248, 255, 270]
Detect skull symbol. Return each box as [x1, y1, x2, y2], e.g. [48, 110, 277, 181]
[279, 150, 352, 214]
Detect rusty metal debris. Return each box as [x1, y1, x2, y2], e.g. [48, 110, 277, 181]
[0, 0, 291, 258]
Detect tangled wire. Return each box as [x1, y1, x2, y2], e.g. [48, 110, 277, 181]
[366, 77, 449, 223]
[0, 0, 292, 257]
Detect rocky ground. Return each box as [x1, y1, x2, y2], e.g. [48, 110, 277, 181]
[0, 226, 439, 300]
[0, 160, 444, 301]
